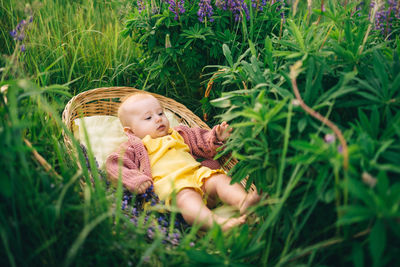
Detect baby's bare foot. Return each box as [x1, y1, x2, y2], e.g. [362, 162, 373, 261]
[215, 214, 246, 231]
[240, 190, 261, 214]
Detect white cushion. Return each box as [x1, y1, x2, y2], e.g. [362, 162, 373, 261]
[73, 111, 181, 169]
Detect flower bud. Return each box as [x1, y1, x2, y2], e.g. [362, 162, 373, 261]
[324, 133, 336, 144]
[165, 34, 171, 49]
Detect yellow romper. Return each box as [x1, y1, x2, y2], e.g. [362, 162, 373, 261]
[142, 128, 224, 206]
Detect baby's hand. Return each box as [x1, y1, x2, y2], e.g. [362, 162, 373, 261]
[136, 181, 152, 194]
[216, 121, 232, 142]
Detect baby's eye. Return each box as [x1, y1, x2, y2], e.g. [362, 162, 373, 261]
[145, 116, 151, 120]
[158, 112, 164, 116]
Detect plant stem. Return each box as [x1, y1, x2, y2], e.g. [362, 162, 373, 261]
[316, 0, 324, 25]
[175, 60, 190, 94]
[320, 23, 334, 50]
[289, 62, 349, 170]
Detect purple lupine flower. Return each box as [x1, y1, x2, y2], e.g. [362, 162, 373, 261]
[276, 0, 286, 23]
[215, 0, 227, 10]
[354, 1, 364, 17]
[16, 20, 26, 31]
[167, 0, 185, 20]
[147, 228, 155, 239]
[137, 0, 146, 14]
[9, 16, 33, 52]
[9, 30, 17, 40]
[217, 0, 250, 21]
[373, 0, 400, 38]
[198, 0, 214, 23]
[151, 0, 159, 14]
[251, 0, 267, 11]
[17, 33, 25, 41]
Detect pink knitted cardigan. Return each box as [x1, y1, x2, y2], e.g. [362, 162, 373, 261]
[105, 125, 223, 192]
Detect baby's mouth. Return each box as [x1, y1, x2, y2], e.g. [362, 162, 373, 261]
[157, 125, 166, 131]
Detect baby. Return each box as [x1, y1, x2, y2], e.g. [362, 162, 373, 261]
[106, 92, 260, 231]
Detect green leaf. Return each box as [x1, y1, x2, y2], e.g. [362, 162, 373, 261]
[264, 36, 273, 71]
[288, 20, 305, 51]
[248, 39, 256, 57]
[369, 220, 386, 267]
[297, 117, 307, 133]
[186, 250, 223, 264]
[373, 51, 389, 95]
[291, 140, 321, 153]
[337, 205, 374, 225]
[352, 243, 365, 267]
[347, 178, 374, 207]
[223, 44, 233, 67]
[232, 240, 265, 259]
[210, 95, 232, 108]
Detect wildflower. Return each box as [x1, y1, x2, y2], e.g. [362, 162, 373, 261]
[324, 133, 336, 144]
[17, 33, 25, 42]
[165, 34, 171, 49]
[251, 0, 267, 11]
[151, 0, 159, 14]
[337, 145, 343, 154]
[353, 1, 364, 17]
[215, 0, 227, 10]
[9, 30, 17, 40]
[372, 0, 400, 38]
[291, 99, 300, 106]
[147, 228, 155, 239]
[10, 17, 32, 42]
[362, 171, 377, 188]
[122, 199, 128, 210]
[190, 241, 195, 247]
[137, 0, 146, 14]
[276, 0, 286, 23]
[167, 0, 185, 20]
[170, 237, 179, 246]
[198, 0, 214, 23]
[217, 0, 250, 21]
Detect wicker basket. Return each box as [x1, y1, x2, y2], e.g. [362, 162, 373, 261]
[62, 86, 240, 174]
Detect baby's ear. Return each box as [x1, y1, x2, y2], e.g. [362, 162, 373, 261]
[123, 127, 134, 135]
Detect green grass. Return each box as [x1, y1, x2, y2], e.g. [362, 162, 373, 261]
[1, 0, 399, 266]
[1, 0, 141, 93]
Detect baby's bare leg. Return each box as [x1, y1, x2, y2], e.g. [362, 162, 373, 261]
[176, 188, 246, 231]
[203, 173, 261, 214]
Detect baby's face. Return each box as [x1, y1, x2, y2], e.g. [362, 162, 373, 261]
[121, 95, 170, 139]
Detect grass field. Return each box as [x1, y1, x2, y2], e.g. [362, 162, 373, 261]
[1, 0, 399, 266]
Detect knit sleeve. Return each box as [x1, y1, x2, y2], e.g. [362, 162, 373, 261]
[175, 125, 223, 159]
[105, 143, 153, 192]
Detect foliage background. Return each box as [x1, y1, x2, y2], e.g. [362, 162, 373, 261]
[1, 0, 399, 266]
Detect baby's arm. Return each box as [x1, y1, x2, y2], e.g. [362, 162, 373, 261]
[106, 143, 153, 193]
[175, 122, 230, 159]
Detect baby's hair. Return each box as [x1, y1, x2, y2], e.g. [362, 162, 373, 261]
[119, 91, 153, 104]
[117, 92, 160, 127]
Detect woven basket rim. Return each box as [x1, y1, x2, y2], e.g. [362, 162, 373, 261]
[61, 86, 254, 189]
